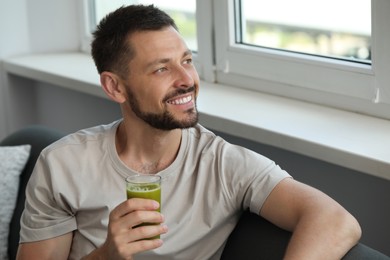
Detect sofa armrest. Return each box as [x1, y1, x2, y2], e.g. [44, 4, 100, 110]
[221, 211, 290, 259]
[221, 211, 389, 260]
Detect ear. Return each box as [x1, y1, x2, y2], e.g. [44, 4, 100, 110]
[100, 72, 127, 103]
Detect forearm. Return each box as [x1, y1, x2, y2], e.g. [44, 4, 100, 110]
[283, 207, 361, 260]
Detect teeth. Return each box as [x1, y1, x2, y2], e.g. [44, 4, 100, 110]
[168, 95, 192, 105]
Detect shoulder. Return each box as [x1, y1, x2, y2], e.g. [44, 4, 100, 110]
[187, 123, 216, 139]
[187, 124, 286, 174]
[185, 124, 229, 152]
[41, 120, 120, 158]
[185, 124, 253, 158]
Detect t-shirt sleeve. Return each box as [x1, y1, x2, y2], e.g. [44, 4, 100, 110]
[20, 152, 77, 242]
[220, 143, 291, 215]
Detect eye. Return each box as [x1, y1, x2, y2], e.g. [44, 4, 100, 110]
[155, 67, 167, 73]
[183, 58, 193, 65]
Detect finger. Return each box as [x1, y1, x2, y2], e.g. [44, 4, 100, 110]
[100, 227, 166, 259]
[111, 198, 160, 220]
[126, 210, 165, 229]
[123, 237, 164, 256]
[129, 224, 168, 244]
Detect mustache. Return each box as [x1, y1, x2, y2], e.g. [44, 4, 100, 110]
[163, 86, 196, 102]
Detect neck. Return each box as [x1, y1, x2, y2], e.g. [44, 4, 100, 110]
[115, 120, 182, 174]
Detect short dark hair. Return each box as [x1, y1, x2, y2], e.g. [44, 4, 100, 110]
[91, 4, 178, 77]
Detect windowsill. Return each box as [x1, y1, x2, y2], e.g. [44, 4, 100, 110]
[3, 52, 390, 181]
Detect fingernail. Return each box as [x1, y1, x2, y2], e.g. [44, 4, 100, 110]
[161, 224, 168, 233]
[153, 201, 160, 209]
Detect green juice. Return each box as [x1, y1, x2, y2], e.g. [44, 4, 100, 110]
[126, 183, 161, 209]
[126, 183, 161, 239]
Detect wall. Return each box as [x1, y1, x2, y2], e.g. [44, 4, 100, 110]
[0, 0, 79, 139]
[0, 0, 30, 138]
[35, 82, 121, 132]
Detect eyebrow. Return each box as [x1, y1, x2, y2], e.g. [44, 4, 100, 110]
[145, 49, 192, 71]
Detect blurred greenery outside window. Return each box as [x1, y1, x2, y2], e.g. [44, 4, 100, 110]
[238, 0, 371, 64]
[92, 0, 370, 64]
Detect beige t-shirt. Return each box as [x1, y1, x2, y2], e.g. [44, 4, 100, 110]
[20, 120, 290, 260]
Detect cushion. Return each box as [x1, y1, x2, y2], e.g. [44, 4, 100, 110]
[0, 145, 31, 260]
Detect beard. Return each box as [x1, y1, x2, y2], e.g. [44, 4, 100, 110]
[125, 85, 198, 131]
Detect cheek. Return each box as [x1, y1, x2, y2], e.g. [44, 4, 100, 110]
[192, 72, 200, 98]
[129, 79, 160, 101]
[144, 89, 167, 109]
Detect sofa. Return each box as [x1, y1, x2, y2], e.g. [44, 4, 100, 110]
[0, 125, 65, 259]
[1, 125, 389, 259]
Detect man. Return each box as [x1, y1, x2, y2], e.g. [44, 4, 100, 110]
[17, 4, 361, 260]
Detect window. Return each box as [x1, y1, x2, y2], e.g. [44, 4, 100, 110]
[238, 0, 371, 63]
[214, 0, 390, 115]
[83, 0, 214, 80]
[93, 0, 197, 51]
[83, 0, 390, 119]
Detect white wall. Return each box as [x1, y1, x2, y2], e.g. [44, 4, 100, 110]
[25, 0, 80, 53]
[0, 0, 80, 139]
[0, 0, 30, 138]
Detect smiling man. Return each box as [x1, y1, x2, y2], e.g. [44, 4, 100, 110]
[16, 4, 361, 260]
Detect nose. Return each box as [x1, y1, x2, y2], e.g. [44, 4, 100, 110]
[173, 66, 195, 88]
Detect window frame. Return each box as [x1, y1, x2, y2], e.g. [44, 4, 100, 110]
[213, 0, 390, 117]
[79, 0, 95, 54]
[81, 0, 390, 120]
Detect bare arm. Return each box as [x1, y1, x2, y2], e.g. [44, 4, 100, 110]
[16, 232, 73, 260]
[260, 178, 361, 260]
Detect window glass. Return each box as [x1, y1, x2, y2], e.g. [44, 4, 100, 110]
[238, 0, 371, 63]
[93, 0, 197, 51]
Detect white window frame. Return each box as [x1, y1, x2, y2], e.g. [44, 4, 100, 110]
[213, 0, 390, 119]
[80, 0, 390, 119]
[79, 0, 95, 54]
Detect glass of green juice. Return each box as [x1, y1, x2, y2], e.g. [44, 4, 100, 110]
[126, 174, 161, 239]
